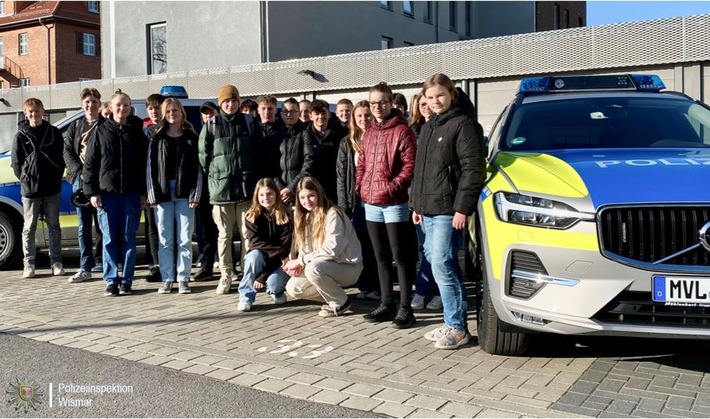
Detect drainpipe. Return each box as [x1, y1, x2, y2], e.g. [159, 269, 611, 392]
[39, 17, 54, 85]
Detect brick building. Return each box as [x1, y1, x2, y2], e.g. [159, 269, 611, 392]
[0, 1, 100, 89]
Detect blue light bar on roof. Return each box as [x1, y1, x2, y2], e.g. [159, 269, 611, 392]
[518, 74, 666, 94]
[160, 85, 188, 98]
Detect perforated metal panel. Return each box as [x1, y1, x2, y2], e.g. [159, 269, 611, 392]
[2, 15, 710, 114]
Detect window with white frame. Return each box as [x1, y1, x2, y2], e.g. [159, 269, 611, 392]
[88, 1, 99, 13]
[83, 33, 95, 56]
[148, 23, 167, 74]
[18, 33, 28, 55]
[0, 2, 6, 16]
[19, 78, 30, 87]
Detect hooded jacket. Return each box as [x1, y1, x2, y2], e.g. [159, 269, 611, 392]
[11, 120, 65, 198]
[198, 111, 262, 204]
[82, 115, 148, 197]
[245, 210, 293, 275]
[146, 127, 203, 205]
[355, 110, 416, 206]
[410, 103, 486, 216]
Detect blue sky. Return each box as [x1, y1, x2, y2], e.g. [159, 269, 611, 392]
[587, 1, 710, 26]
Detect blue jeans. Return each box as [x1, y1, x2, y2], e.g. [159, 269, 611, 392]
[97, 191, 141, 285]
[422, 215, 467, 330]
[415, 222, 439, 297]
[364, 203, 410, 223]
[238, 249, 289, 303]
[155, 180, 194, 283]
[73, 178, 96, 272]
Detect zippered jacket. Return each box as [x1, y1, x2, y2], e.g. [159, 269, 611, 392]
[198, 111, 262, 205]
[245, 211, 293, 275]
[82, 115, 148, 197]
[63, 115, 106, 184]
[11, 120, 65, 198]
[276, 120, 316, 195]
[355, 110, 416, 205]
[410, 104, 486, 216]
[146, 128, 203, 205]
[336, 137, 358, 216]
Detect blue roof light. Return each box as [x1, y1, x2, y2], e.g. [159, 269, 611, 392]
[160, 85, 188, 98]
[518, 74, 666, 95]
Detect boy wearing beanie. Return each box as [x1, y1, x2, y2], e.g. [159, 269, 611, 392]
[199, 84, 262, 294]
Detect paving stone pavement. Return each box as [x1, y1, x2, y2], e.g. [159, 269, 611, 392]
[1, 260, 709, 418]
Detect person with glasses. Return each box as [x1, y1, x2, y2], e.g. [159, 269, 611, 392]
[274, 98, 316, 205]
[356, 82, 418, 329]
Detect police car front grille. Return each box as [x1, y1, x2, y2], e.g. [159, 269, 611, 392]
[594, 291, 710, 326]
[508, 251, 547, 299]
[599, 206, 710, 267]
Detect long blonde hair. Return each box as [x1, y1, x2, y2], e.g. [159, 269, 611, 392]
[293, 177, 340, 251]
[408, 92, 424, 127]
[155, 98, 197, 137]
[347, 100, 370, 153]
[245, 178, 291, 225]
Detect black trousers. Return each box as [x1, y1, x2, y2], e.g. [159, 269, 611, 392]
[366, 220, 417, 307]
[144, 207, 160, 267]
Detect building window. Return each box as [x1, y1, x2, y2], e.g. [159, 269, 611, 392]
[380, 1, 391, 10]
[449, 1, 457, 31]
[148, 23, 167, 74]
[403, 41, 414, 47]
[87, 1, 99, 13]
[0, 37, 4, 58]
[403, 1, 413, 16]
[82, 33, 96, 56]
[381, 36, 393, 50]
[423, 1, 432, 23]
[464, 1, 471, 36]
[563, 9, 569, 28]
[18, 33, 28, 55]
[0, 2, 5, 16]
[19, 78, 29, 87]
[553, 3, 560, 29]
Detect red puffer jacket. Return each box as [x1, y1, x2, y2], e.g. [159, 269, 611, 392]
[355, 110, 417, 205]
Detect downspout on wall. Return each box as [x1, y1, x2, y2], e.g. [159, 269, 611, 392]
[38, 17, 54, 85]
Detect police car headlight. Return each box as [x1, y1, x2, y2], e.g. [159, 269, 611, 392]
[494, 192, 593, 229]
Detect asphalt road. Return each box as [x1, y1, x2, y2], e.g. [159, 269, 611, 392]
[0, 333, 378, 418]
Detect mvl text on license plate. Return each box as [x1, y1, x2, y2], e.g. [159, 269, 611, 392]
[653, 276, 710, 303]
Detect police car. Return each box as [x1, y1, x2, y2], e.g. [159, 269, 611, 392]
[473, 74, 710, 355]
[0, 86, 209, 270]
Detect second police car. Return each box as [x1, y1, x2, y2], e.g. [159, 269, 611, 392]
[473, 74, 710, 355]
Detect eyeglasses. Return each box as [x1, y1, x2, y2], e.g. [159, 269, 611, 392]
[370, 101, 390, 108]
[281, 109, 298, 115]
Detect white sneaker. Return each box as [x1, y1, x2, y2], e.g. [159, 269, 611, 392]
[272, 294, 287, 305]
[68, 270, 92, 284]
[216, 276, 232, 294]
[237, 301, 252, 312]
[424, 325, 451, 342]
[51, 262, 65, 276]
[411, 293, 426, 310]
[213, 261, 220, 270]
[22, 264, 35, 278]
[426, 296, 443, 311]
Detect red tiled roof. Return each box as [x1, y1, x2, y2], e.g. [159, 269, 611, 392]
[0, 1, 98, 28]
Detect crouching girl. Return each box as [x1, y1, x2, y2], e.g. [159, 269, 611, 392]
[237, 178, 293, 311]
[283, 177, 362, 317]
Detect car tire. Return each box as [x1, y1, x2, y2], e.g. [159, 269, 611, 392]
[477, 249, 529, 356]
[0, 210, 22, 270]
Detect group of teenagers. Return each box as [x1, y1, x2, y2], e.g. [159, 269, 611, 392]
[10, 72, 486, 350]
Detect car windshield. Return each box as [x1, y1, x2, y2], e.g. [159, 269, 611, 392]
[502, 95, 710, 150]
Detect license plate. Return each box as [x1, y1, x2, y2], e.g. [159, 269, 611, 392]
[653, 276, 710, 303]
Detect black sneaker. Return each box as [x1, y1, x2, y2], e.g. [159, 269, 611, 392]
[363, 303, 396, 323]
[392, 306, 416, 329]
[193, 266, 213, 281]
[119, 283, 132, 295]
[145, 267, 162, 282]
[104, 283, 119, 297]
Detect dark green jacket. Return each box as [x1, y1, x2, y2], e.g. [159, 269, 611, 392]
[198, 111, 261, 204]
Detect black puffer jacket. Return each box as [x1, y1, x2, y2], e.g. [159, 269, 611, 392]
[146, 128, 203, 205]
[410, 104, 486, 216]
[260, 121, 288, 183]
[11, 120, 65, 198]
[64, 115, 106, 184]
[311, 124, 347, 202]
[276, 121, 316, 195]
[336, 136, 358, 216]
[82, 115, 148, 197]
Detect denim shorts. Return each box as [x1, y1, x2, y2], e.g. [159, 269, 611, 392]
[364, 203, 410, 223]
